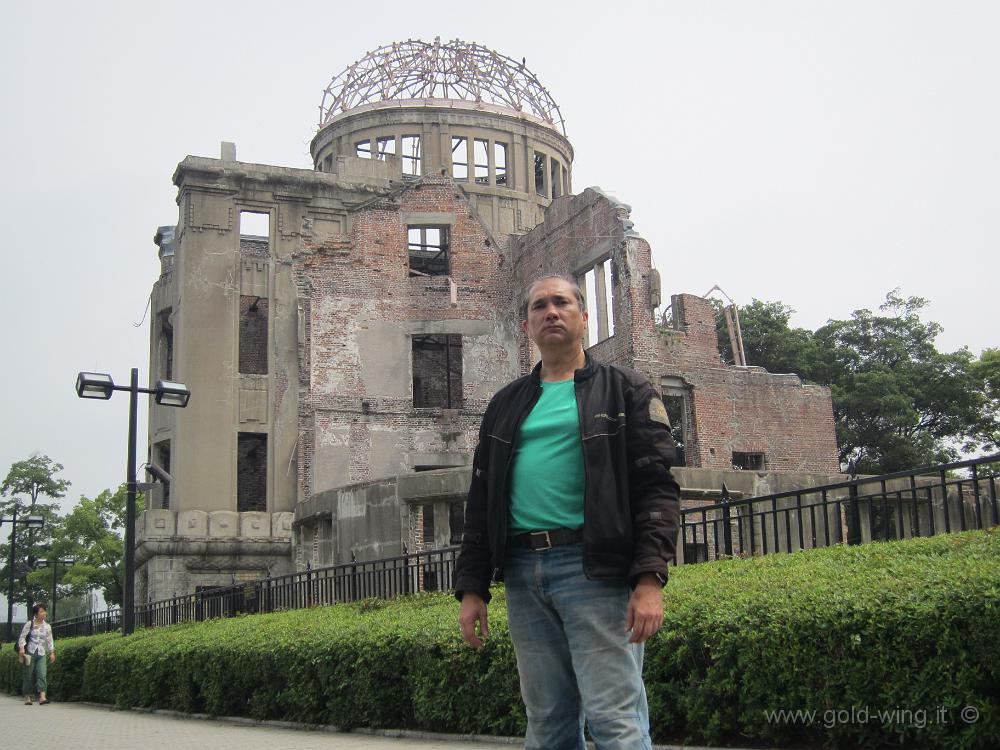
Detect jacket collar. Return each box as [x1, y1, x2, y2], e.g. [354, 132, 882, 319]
[528, 351, 597, 385]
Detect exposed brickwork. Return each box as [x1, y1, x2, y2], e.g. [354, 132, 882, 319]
[510, 189, 839, 474]
[295, 177, 519, 499]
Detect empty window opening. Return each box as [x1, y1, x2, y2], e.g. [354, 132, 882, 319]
[376, 136, 396, 160]
[662, 377, 690, 468]
[237, 433, 267, 512]
[582, 261, 615, 346]
[474, 139, 489, 185]
[239, 295, 268, 374]
[451, 136, 468, 180]
[412, 334, 463, 408]
[449, 501, 465, 545]
[534, 152, 546, 196]
[239, 211, 270, 239]
[401, 135, 421, 176]
[158, 310, 173, 381]
[422, 503, 435, 548]
[550, 157, 562, 198]
[408, 226, 449, 277]
[732, 452, 765, 471]
[355, 139, 373, 159]
[154, 440, 171, 510]
[494, 142, 508, 187]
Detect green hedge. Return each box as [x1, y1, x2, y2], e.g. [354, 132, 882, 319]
[2, 632, 116, 701]
[2, 529, 997, 748]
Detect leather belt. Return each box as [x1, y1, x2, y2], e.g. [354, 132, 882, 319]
[508, 528, 583, 551]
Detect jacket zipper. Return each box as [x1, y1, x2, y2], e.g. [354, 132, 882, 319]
[492, 379, 543, 580]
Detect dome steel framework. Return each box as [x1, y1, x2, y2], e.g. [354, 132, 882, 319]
[319, 38, 565, 134]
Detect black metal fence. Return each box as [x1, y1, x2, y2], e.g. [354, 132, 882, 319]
[49, 454, 999, 639]
[680, 454, 999, 564]
[51, 546, 459, 639]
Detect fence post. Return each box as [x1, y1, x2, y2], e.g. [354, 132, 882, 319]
[350, 551, 358, 602]
[721, 483, 733, 557]
[846, 460, 862, 545]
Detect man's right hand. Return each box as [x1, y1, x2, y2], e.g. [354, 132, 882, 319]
[458, 592, 489, 649]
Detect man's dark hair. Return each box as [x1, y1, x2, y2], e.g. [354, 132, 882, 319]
[521, 274, 586, 319]
[32, 603, 47, 616]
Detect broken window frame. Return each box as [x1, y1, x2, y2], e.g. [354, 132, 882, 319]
[474, 138, 489, 185]
[376, 135, 396, 160]
[401, 135, 421, 176]
[550, 157, 561, 198]
[237, 432, 268, 512]
[239, 295, 269, 375]
[355, 138, 373, 159]
[732, 452, 766, 471]
[407, 225, 450, 277]
[581, 260, 616, 346]
[239, 210, 270, 239]
[661, 376, 691, 468]
[534, 151, 547, 196]
[494, 141, 508, 187]
[412, 334, 463, 409]
[158, 310, 173, 381]
[154, 440, 171, 510]
[451, 136, 469, 181]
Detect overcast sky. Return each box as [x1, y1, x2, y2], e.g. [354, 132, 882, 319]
[1, 0, 996, 524]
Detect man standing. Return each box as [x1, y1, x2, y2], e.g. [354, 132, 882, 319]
[456, 274, 680, 749]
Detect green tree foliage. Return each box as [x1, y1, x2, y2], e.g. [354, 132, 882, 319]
[47, 485, 143, 607]
[0, 454, 69, 609]
[720, 292, 997, 473]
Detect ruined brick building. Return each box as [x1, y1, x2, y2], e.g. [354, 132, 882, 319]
[137, 39, 840, 600]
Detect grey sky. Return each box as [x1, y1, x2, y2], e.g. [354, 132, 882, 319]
[1, 0, 996, 519]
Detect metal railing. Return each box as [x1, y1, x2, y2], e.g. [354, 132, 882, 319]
[49, 455, 999, 639]
[51, 546, 459, 639]
[680, 454, 999, 563]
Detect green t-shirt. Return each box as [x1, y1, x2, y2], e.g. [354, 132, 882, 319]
[508, 378, 586, 534]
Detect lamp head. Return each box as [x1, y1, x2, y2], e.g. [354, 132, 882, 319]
[155, 380, 190, 408]
[76, 372, 115, 400]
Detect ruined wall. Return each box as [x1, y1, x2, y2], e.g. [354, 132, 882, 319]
[661, 294, 840, 473]
[509, 188, 839, 474]
[296, 176, 520, 508]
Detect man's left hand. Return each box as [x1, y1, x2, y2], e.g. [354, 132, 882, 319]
[625, 573, 664, 644]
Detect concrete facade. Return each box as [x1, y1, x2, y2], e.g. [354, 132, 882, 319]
[138, 40, 840, 599]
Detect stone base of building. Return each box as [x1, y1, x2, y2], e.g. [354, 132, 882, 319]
[135, 510, 295, 601]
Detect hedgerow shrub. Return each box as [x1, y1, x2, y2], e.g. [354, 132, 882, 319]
[1, 632, 116, 700]
[2, 529, 997, 749]
[648, 529, 999, 748]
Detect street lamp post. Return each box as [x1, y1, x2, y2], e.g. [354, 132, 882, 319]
[35, 558, 75, 622]
[1, 506, 45, 642]
[76, 368, 190, 635]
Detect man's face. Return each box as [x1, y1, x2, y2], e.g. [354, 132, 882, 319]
[523, 278, 588, 350]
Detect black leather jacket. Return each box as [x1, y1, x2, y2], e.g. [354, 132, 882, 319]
[454, 354, 680, 603]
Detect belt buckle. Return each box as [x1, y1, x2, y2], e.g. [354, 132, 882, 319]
[530, 530, 552, 550]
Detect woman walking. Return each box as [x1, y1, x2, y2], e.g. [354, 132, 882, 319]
[17, 603, 56, 705]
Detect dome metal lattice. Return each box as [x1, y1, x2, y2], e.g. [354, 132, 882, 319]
[319, 38, 565, 134]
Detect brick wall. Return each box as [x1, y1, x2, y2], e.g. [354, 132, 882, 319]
[510, 189, 840, 474]
[295, 177, 520, 499]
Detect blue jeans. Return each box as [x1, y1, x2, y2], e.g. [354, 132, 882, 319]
[504, 544, 651, 750]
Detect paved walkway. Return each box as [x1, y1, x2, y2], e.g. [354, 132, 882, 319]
[3, 694, 735, 749]
[2, 695, 518, 749]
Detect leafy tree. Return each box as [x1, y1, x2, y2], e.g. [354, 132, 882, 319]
[716, 299, 817, 376]
[47, 484, 144, 607]
[725, 291, 996, 474]
[0, 455, 69, 610]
